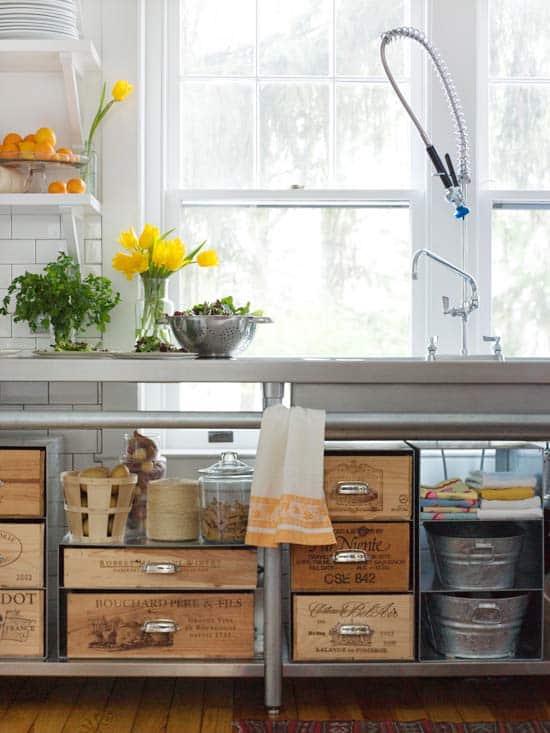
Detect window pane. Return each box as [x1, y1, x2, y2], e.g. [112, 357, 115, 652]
[490, 0, 550, 78]
[180, 82, 254, 188]
[492, 209, 550, 356]
[335, 83, 410, 188]
[259, 83, 329, 188]
[489, 84, 550, 189]
[181, 0, 255, 75]
[178, 206, 410, 356]
[335, 0, 408, 77]
[258, 0, 330, 76]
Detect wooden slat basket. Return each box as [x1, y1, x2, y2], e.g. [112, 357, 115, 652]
[62, 471, 137, 543]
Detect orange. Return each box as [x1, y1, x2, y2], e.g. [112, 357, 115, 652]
[48, 181, 67, 194]
[35, 141, 55, 160]
[35, 127, 56, 147]
[18, 140, 35, 159]
[66, 177, 86, 194]
[56, 147, 73, 162]
[23, 134, 36, 143]
[3, 132, 21, 146]
[2, 143, 19, 158]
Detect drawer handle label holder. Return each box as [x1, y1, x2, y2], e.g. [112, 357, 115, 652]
[331, 550, 370, 564]
[336, 623, 373, 637]
[141, 619, 180, 634]
[471, 602, 502, 625]
[336, 482, 375, 499]
[141, 562, 179, 575]
[469, 543, 495, 562]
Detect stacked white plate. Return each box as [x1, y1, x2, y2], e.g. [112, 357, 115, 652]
[0, 0, 80, 39]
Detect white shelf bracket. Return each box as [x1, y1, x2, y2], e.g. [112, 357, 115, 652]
[59, 51, 83, 148]
[61, 209, 81, 264]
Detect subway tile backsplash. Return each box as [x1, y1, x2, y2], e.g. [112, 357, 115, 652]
[0, 239, 35, 264]
[35, 238, 67, 263]
[11, 214, 61, 239]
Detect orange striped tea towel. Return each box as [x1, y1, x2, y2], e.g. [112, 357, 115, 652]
[245, 405, 336, 548]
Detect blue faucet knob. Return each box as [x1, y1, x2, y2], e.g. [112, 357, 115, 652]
[454, 205, 470, 219]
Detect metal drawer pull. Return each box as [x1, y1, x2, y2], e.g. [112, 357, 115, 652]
[337, 624, 373, 636]
[332, 550, 369, 563]
[336, 482, 372, 496]
[471, 602, 502, 625]
[470, 542, 495, 561]
[0, 479, 4, 487]
[142, 619, 180, 634]
[141, 562, 178, 574]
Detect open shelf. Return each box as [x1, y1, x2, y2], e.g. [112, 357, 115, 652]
[0, 193, 100, 215]
[0, 39, 100, 73]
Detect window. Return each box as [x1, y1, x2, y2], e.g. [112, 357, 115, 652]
[484, 0, 550, 355]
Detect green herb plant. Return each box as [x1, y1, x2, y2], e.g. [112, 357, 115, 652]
[175, 296, 263, 317]
[0, 253, 121, 351]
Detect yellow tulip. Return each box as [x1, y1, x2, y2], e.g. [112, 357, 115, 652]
[152, 238, 186, 272]
[139, 223, 160, 250]
[112, 250, 149, 280]
[196, 249, 219, 267]
[112, 79, 134, 102]
[118, 226, 138, 251]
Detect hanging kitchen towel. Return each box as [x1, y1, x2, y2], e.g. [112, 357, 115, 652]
[245, 405, 335, 548]
[467, 470, 537, 489]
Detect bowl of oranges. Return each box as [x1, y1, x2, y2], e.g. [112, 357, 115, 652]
[0, 128, 87, 194]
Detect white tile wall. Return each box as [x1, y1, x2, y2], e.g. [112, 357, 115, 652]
[35, 239, 67, 263]
[11, 214, 61, 239]
[0, 239, 35, 264]
[0, 216, 11, 238]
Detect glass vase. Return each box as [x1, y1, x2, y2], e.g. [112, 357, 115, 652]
[81, 141, 98, 198]
[135, 275, 174, 347]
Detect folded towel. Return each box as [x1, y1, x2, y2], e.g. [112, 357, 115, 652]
[421, 479, 478, 502]
[467, 470, 537, 489]
[477, 508, 543, 521]
[480, 497, 541, 510]
[245, 405, 335, 547]
[421, 498, 478, 508]
[421, 506, 478, 513]
[421, 512, 478, 521]
[478, 487, 535, 501]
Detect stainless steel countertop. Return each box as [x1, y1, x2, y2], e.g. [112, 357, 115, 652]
[0, 355, 548, 383]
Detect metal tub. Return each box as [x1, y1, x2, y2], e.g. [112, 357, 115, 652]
[427, 592, 529, 659]
[426, 522, 524, 590]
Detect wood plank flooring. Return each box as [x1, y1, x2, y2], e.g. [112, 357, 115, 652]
[0, 676, 547, 733]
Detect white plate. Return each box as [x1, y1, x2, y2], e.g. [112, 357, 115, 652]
[33, 350, 112, 358]
[112, 351, 198, 359]
[0, 30, 79, 38]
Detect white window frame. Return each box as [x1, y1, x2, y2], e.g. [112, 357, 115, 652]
[139, 0, 507, 451]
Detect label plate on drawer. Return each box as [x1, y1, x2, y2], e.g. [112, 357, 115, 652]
[291, 522, 410, 592]
[0, 589, 44, 657]
[324, 453, 412, 520]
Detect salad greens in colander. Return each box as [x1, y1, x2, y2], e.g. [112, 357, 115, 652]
[174, 296, 263, 317]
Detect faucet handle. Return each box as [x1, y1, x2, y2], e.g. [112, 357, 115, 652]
[483, 335, 503, 359]
[442, 295, 450, 314]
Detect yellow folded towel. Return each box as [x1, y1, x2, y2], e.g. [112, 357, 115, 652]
[479, 487, 535, 501]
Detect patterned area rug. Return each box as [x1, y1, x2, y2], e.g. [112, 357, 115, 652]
[233, 722, 550, 733]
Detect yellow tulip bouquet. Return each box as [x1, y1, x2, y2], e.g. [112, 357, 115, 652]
[112, 223, 219, 350]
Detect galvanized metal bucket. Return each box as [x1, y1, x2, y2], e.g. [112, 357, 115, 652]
[426, 522, 524, 590]
[427, 592, 529, 659]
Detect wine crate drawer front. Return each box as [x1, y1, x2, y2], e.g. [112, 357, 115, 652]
[0, 523, 44, 588]
[0, 589, 44, 657]
[62, 547, 257, 589]
[291, 522, 410, 593]
[293, 594, 414, 661]
[65, 591, 255, 659]
[324, 454, 412, 520]
[0, 450, 45, 517]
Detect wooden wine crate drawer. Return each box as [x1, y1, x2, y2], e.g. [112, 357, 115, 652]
[0, 449, 45, 517]
[0, 589, 44, 657]
[0, 523, 44, 588]
[293, 593, 414, 661]
[291, 522, 410, 593]
[62, 546, 257, 590]
[324, 452, 412, 520]
[64, 591, 255, 659]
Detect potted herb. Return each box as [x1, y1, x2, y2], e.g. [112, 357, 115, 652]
[0, 253, 120, 351]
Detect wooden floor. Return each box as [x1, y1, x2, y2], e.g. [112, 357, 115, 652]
[0, 676, 547, 733]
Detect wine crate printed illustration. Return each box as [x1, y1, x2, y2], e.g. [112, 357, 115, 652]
[293, 594, 414, 661]
[62, 547, 257, 590]
[65, 592, 255, 659]
[0, 589, 44, 657]
[291, 522, 410, 592]
[324, 453, 412, 520]
[0, 523, 44, 588]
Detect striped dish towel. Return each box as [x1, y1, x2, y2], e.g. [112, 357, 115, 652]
[245, 405, 335, 548]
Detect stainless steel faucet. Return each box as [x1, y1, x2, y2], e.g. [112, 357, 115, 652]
[412, 249, 479, 356]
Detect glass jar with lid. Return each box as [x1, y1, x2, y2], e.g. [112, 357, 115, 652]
[199, 451, 253, 544]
